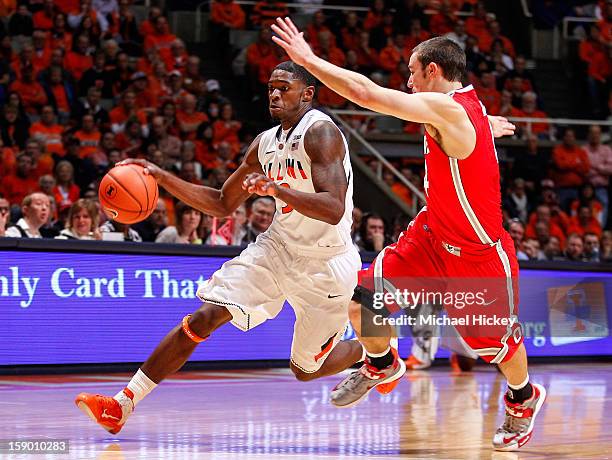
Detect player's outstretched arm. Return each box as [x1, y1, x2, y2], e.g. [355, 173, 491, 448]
[119, 134, 264, 217]
[271, 17, 461, 127]
[242, 121, 347, 225]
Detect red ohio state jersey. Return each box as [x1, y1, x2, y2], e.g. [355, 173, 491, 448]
[423, 84, 503, 254]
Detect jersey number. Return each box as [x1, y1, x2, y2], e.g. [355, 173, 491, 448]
[278, 183, 293, 214]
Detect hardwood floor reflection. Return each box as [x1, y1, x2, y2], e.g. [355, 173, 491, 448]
[0, 363, 610, 459]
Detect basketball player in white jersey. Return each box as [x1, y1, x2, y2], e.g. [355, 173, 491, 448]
[74, 61, 406, 435]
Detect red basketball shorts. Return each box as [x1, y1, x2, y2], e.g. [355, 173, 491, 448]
[358, 209, 523, 364]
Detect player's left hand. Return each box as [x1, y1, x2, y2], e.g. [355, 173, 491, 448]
[488, 115, 516, 138]
[271, 17, 315, 67]
[242, 173, 279, 197]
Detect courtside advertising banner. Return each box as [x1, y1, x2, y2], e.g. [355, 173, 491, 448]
[0, 250, 611, 365]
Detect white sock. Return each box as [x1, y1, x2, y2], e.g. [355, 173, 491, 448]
[115, 368, 157, 408]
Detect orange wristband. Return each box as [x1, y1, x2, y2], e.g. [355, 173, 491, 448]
[181, 314, 207, 343]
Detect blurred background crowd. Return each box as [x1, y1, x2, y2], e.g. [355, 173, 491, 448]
[0, 0, 610, 263]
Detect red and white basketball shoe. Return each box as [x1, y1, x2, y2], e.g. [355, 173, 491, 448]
[75, 390, 134, 434]
[493, 383, 547, 451]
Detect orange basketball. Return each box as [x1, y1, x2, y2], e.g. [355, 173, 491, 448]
[98, 164, 159, 224]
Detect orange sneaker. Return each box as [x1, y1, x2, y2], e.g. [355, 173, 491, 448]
[405, 354, 431, 370]
[375, 347, 404, 394]
[449, 352, 477, 372]
[75, 390, 133, 434]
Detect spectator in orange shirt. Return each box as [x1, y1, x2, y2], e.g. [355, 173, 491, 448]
[51, 12, 73, 51]
[31, 29, 51, 70]
[599, 2, 612, 42]
[516, 91, 550, 139]
[567, 205, 603, 237]
[9, 66, 48, 117]
[0, 0, 16, 17]
[317, 85, 346, 109]
[42, 66, 76, 124]
[246, 28, 274, 94]
[352, 31, 379, 74]
[177, 94, 209, 140]
[498, 90, 521, 118]
[110, 90, 148, 133]
[30, 105, 66, 157]
[570, 183, 604, 226]
[579, 25, 606, 65]
[149, 115, 182, 159]
[383, 170, 413, 207]
[74, 114, 101, 159]
[0, 153, 39, 206]
[525, 204, 567, 250]
[183, 56, 204, 95]
[11, 45, 41, 81]
[210, 0, 245, 30]
[477, 71, 501, 114]
[465, 1, 489, 44]
[209, 0, 245, 57]
[305, 10, 332, 50]
[379, 34, 409, 73]
[33, 0, 56, 30]
[340, 12, 362, 52]
[130, 72, 157, 111]
[115, 117, 144, 157]
[480, 21, 515, 57]
[315, 30, 345, 67]
[429, 1, 457, 36]
[257, 45, 286, 86]
[53, 160, 81, 210]
[251, 0, 288, 28]
[139, 6, 161, 37]
[363, 0, 385, 31]
[27, 138, 54, 178]
[160, 39, 188, 72]
[212, 103, 241, 155]
[0, 137, 17, 177]
[404, 19, 430, 54]
[551, 128, 591, 207]
[388, 61, 411, 92]
[64, 34, 93, 81]
[144, 16, 177, 52]
[163, 70, 189, 106]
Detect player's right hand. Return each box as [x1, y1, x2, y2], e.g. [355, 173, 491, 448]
[116, 159, 164, 181]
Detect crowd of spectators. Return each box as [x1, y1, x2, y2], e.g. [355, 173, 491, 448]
[0, 0, 609, 264]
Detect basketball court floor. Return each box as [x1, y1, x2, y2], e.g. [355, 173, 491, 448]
[1, 363, 610, 459]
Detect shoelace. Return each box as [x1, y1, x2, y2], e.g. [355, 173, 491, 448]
[500, 406, 530, 433]
[341, 370, 366, 391]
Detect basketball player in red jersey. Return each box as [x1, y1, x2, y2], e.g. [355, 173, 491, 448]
[272, 18, 546, 451]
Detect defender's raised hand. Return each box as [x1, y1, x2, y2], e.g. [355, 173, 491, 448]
[271, 17, 315, 67]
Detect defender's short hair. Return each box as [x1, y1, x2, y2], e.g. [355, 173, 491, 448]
[412, 37, 466, 83]
[274, 61, 317, 87]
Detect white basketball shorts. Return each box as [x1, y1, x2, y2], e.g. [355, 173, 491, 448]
[196, 233, 361, 373]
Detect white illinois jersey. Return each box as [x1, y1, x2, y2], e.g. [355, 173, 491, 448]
[257, 109, 353, 256]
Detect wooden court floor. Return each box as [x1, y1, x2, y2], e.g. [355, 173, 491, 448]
[0, 363, 610, 460]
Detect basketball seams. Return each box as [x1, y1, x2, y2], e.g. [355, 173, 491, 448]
[107, 170, 144, 213]
[100, 165, 159, 224]
[127, 164, 152, 213]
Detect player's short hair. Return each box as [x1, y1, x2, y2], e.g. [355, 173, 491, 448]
[274, 61, 317, 88]
[412, 36, 466, 82]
